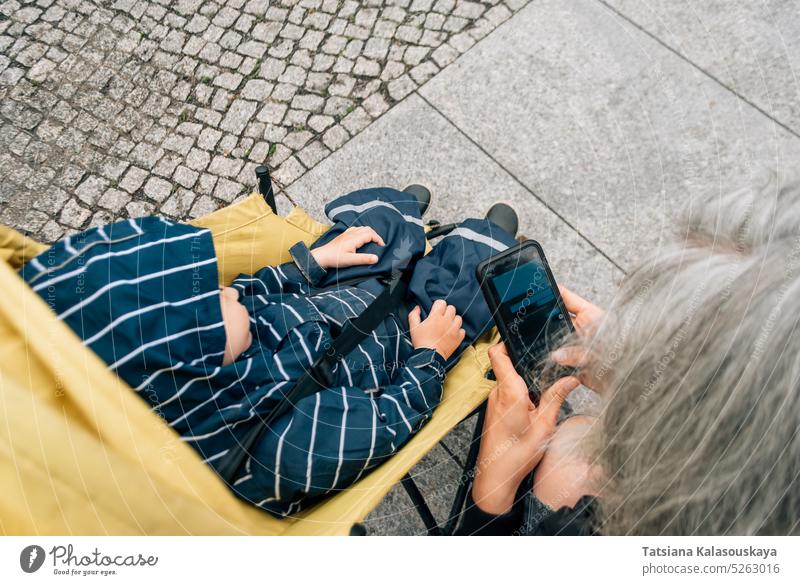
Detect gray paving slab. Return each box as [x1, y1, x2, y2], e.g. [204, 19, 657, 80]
[285, 93, 623, 306]
[286, 92, 619, 534]
[605, 0, 800, 136]
[419, 0, 800, 270]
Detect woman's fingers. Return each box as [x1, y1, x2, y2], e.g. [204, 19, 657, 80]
[489, 341, 511, 360]
[551, 345, 590, 368]
[488, 343, 528, 403]
[488, 342, 512, 371]
[558, 285, 605, 331]
[552, 345, 601, 391]
[537, 376, 581, 426]
[558, 285, 590, 315]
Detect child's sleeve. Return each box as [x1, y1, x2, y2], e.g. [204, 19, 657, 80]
[230, 241, 326, 296]
[239, 341, 447, 514]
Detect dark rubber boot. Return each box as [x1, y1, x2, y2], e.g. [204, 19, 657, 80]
[485, 202, 519, 238]
[403, 184, 432, 218]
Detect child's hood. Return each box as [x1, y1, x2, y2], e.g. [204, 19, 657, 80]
[20, 217, 229, 394]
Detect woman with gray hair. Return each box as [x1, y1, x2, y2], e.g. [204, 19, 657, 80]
[459, 168, 800, 535]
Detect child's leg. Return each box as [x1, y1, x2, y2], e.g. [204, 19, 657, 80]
[188, 193, 328, 286]
[408, 218, 518, 352]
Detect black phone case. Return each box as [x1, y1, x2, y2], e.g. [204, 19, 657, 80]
[476, 240, 574, 403]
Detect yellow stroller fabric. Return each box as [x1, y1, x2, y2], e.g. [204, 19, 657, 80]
[0, 194, 496, 535]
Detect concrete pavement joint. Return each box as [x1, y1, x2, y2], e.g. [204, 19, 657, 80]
[416, 91, 629, 274]
[597, 0, 800, 143]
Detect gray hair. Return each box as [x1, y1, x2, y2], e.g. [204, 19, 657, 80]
[584, 167, 800, 535]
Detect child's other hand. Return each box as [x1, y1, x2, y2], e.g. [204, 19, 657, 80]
[408, 300, 466, 361]
[311, 226, 385, 269]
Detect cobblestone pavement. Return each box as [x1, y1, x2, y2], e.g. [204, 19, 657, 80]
[0, 0, 529, 242]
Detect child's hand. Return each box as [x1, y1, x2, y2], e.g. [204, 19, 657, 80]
[311, 226, 385, 269]
[408, 300, 466, 360]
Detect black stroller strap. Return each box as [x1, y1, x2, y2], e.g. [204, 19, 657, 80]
[215, 270, 411, 484]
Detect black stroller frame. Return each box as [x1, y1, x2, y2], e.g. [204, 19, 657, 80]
[256, 166, 487, 536]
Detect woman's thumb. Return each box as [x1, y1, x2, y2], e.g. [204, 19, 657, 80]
[539, 376, 580, 425]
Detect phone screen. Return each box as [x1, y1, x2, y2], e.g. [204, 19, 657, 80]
[487, 250, 571, 371]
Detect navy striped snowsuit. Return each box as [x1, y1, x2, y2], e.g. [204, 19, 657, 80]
[20, 187, 516, 516]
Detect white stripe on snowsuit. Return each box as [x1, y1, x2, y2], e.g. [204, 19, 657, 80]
[442, 226, 509, 252]
[57, 257, 217, 321]
[327, 200, 424, 227]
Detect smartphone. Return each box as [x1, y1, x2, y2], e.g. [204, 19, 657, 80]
[476, 240, 574, 404]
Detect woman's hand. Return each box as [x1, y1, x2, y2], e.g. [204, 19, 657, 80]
[551, 286, 605, 391]
[408, 300, 466, 360]
[558, 285, 604, 333]
[310, 226, 385, 269]
[472, 343, 580, 515]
